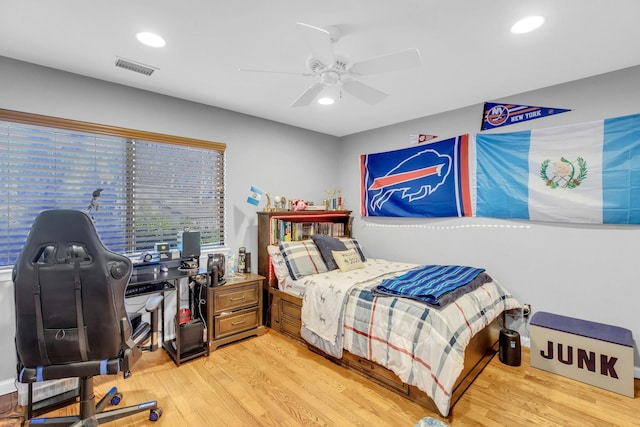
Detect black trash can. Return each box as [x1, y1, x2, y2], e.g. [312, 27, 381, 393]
[499, 328, 521, 366]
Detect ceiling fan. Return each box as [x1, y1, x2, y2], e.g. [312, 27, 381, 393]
[239, 22, 422, 107]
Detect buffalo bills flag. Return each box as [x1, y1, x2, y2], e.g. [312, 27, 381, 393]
[360, 135, 472, 218]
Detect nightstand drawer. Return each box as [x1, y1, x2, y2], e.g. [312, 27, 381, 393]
[213, 282, 260, 313]
[214, 307, 260, 339]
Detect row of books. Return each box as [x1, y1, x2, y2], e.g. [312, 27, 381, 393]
[270, 219, 346, 244]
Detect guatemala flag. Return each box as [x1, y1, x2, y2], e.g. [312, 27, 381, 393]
[360, 135, 472, 217]
[246, 185, 263, 206]
[476, 113, 640, 224]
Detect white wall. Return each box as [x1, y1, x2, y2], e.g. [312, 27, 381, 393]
[338, 65, 640, 376]
[0, 56, 340, 394]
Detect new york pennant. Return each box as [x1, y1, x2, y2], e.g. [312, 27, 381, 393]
[360, 135, 472, 218]
[481, 102, 571, 130]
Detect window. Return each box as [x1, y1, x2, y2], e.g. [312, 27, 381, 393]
[0, 109, 225, 267]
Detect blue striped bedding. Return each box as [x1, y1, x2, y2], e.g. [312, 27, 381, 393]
[373, 264, 488, 306]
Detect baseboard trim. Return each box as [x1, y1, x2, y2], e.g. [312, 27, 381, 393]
[0, 378, 16, 396]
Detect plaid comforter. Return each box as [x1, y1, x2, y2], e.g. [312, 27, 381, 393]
[299, 260, 520, 417]
[343, 279, 520, 416]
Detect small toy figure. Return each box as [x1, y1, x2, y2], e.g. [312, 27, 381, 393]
[291, 199, 307, 211]
[88, 188, 103, 214]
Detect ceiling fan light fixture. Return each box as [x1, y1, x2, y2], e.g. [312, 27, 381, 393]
[136, 31, 166, 48]
[511, 16, 545, 34]
[317, 96, 335, 105]
[317, 84, 340, 105]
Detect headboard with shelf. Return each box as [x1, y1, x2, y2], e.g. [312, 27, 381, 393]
[256, 210, 353, 288]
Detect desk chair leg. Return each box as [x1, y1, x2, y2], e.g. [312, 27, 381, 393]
[27, 376, 162, 426]
[95, 386, 119, 413]
[89, 399, 161, 426]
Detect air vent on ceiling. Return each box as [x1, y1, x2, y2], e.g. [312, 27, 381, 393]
[114, 57, 157, 76]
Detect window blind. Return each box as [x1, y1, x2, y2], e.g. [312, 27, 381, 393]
[0, 113, 225, 267]
[128, 139, 225, 253]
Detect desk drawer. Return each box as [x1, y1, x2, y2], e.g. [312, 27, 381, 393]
[213, 282, 260, 313]
[214, 307, 260, 339]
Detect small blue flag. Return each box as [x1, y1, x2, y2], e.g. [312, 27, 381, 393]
[247, 185, 263, 206]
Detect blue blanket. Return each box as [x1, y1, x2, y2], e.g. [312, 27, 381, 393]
[373, 265, 486, 306]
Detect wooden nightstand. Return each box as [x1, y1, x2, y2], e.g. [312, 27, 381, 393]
[208, 273, 266, 350]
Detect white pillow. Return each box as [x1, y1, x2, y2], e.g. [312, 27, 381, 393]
[267, 245, 291, 286]
[332, 249, 365, 272]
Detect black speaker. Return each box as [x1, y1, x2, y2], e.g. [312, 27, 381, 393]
[499, 328, 521, 366]
[181, 231, 201, 259]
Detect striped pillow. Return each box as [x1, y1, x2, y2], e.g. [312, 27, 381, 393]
[279, 240, 328, 280]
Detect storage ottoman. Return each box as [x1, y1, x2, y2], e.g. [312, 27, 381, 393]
[530, 311, 634, 397]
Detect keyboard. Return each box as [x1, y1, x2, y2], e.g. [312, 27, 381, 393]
[125, 281, 174, 297]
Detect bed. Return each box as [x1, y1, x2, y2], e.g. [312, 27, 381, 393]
[265, 236, 521, 417]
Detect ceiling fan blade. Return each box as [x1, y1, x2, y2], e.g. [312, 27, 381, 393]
[296, 22, 336, 68]
[342, 79, 388, 105]
[349, 48, 422, 76]
[291, 82, 324, 107]
[238, 67, 311, 76]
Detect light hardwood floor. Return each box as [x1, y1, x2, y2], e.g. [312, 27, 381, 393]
[15, 330, 640, 426]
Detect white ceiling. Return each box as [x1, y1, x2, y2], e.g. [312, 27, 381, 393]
[2, 1, 640, 137]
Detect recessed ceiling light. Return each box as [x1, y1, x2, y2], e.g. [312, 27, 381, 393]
[511, 16, 545, 34]
[318, 97, 335, 105]
[136, 32, 166, 48]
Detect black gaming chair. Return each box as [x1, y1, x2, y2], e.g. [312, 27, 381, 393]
[13, 209, 162, 425]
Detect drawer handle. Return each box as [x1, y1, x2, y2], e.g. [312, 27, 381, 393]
[229, 295, 246, 301]
[231, 319, 247, 326]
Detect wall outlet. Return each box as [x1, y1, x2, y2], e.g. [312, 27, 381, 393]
[522, 304, 531, 318]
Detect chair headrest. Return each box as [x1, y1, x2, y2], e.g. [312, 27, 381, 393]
[19, 210, 103, 264]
